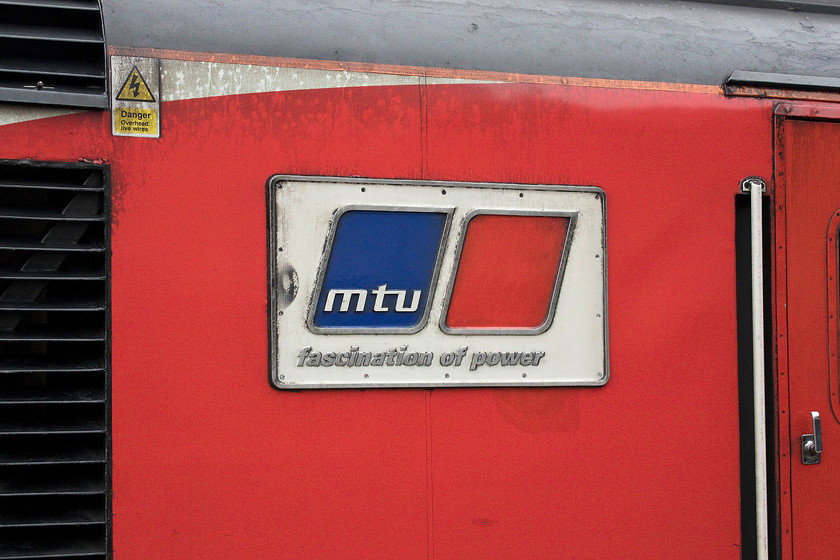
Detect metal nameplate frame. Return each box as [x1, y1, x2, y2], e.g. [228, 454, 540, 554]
[268, 176, 608, 389]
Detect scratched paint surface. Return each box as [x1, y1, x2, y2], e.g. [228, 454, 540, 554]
[0, 63, 772, 559]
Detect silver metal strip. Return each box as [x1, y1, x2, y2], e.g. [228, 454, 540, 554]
[743, 176, 769, 560]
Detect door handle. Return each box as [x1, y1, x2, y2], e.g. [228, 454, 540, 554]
[801, 411, 823, 465]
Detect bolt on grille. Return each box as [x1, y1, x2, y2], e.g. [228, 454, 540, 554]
[0, 160, 109, 559]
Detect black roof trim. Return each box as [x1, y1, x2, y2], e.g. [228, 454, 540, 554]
[726, 70, 840, 92]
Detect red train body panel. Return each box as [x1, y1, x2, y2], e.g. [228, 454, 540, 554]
[2, 2, 840, 558]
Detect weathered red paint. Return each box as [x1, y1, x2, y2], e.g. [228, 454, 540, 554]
[0, 80, 773, 558]
[826, 211, 840, 423]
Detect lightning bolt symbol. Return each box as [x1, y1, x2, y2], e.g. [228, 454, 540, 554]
[129, 73, 141, 97]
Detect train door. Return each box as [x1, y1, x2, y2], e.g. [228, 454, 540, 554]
[776, 108, 840, 558]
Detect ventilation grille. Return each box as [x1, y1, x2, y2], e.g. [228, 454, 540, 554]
[0, 0, 107, 109]
[0, 160, 109, 559]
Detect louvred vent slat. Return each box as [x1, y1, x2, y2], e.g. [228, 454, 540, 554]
[0, 160, 109, 559]
[0, 0, 107, 108]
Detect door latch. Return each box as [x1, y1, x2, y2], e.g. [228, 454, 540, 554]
[801, 411, 823, 465]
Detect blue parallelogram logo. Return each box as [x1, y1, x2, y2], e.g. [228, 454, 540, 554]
[308, 208, 451, 333]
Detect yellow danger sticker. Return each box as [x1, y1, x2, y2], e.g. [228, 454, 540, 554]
[111, 57, 160, 138]
[114, 108, 158, 135]
[116, 66, 156, 102]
